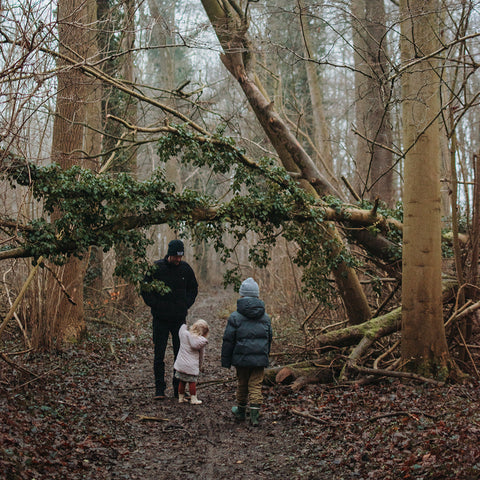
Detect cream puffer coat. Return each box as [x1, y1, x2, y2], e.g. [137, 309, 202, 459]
[174, 324, 208, 376]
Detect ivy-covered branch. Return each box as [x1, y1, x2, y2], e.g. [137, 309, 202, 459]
[1, 145, 406, 300]
[6, 125, 450, 302]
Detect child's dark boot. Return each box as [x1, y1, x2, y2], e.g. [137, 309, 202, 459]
[231, 405, 247, 421]
[249, 404, 260, 426]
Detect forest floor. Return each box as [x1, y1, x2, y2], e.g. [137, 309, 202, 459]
[1, 288, 480, 480]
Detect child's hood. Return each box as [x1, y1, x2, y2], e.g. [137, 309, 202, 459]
[237, 296, 266, 319]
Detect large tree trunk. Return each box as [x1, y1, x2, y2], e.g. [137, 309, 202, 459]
[298, 0, 336, 182]
[399, 0, 452, 378]
[200, 0, 371, 325]
[144, 0, 185, 262]
[42, 0, 91, 348]
[351, 0, 394, 206]
[114, 0, 138, 308]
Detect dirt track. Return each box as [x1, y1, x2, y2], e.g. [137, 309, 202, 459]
[104, 288, 305, 479]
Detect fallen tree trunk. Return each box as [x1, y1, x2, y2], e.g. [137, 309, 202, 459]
[263, 361, 315, 385]
[313, 306, 401, 349]
[266, 278, 459, 388]
[264, 357, 341, 389]
[314, 277, 457, 350]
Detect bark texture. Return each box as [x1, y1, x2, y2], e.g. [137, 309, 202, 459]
[42, 0, 92, 348]
[352, 0, 394, 205]
[399, 0, 451, 377]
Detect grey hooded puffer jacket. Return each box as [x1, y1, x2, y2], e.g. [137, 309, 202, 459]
[221, 297, 272, 368]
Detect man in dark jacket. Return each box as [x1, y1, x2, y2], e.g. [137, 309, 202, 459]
[221, 277, 272, 426]
[141, 239, 198, 399]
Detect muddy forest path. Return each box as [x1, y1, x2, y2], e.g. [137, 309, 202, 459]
[102, 288, 303, 480]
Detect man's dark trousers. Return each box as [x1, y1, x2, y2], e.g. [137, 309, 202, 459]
[152, 318, 184, 396]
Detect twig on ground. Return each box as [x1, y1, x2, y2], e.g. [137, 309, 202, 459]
[15, 366, 61, 390]
[0, 352, 35, 377]
[137, 415, 169, 422]
[7, 348, 33, 356]
[373, 340, 400, 370]
[109, 342, 120, 362]
[291, 408, 330, 424]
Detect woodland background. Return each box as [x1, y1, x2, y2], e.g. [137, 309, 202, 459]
[1, 0, 480, 387]
[2, 1, 480, 478]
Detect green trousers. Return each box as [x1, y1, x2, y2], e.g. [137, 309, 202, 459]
[235, 366, 265, 405]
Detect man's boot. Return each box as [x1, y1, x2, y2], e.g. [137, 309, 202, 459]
[154, 382, 166, 400]
[231, 405, 247, 421]
[190, 395, 202, 405]
[249, 404, 260, 426]
[172, 375, 179, 399]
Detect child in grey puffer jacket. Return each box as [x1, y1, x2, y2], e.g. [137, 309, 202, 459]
[221, 277, 272, 426]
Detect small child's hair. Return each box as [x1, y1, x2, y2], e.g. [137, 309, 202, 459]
[190, 319, 209, 337]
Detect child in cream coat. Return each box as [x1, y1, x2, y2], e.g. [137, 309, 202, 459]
[173, 319, 209, 404]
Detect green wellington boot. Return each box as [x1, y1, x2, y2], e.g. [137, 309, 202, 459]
[249, 404, 260, 426]
[231, 405, 247, 421]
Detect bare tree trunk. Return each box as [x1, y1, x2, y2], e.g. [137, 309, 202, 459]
[145, 0, 181, 190]
[351, 0, 394, 206]
[297, 0, 336, 183]
[43, 0, 91, 348]
[115, 0, 138, 307]
[399, 0, 451, 377]
[463, 153, 480, 352]
[143, 0, 193, 274]
[84, 0, 104, 300]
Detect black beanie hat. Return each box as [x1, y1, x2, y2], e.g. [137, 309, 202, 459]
[167, 239, 184, 256]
